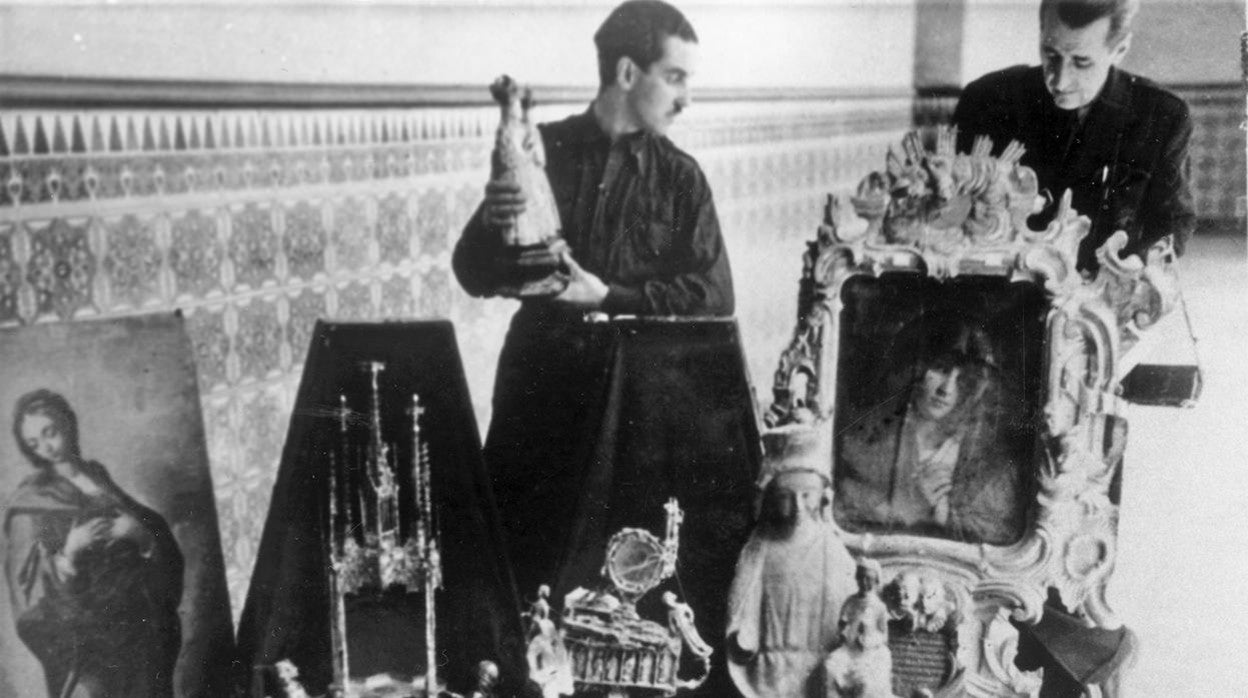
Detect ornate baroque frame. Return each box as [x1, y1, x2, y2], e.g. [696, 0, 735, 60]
[764, 129, 1176, 696]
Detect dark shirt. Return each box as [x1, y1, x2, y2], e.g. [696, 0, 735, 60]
[454, 107, 734, 317]
[953, 65, 1195, 271]
[453, 106, 734, 601]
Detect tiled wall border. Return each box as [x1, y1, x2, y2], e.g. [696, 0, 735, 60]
[1, 79, 1239, 620]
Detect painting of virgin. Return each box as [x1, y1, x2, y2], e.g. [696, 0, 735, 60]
[0, 313, 234, 697]
[833, 274, 1047, 545]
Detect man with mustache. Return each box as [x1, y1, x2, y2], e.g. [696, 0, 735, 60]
[454, 0, 733, 610]
[953, 0, 1194, 273]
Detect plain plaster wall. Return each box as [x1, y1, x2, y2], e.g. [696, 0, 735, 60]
[0, 1, 917, 91]
[959, 0, 1244, 86]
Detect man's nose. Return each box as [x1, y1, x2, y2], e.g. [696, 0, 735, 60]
[1049, 62, 1072, 91]
[676, 87, 691, 110]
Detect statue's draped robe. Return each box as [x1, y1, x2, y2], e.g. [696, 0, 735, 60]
[727, 520, 857, 698]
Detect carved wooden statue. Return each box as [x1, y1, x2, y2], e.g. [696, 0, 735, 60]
[823, 558, 894, 698]
[486, 74, 569, 297]
[727, 426, 858, 698]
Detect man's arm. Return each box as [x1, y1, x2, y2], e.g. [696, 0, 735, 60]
[1132, 99, 1196, 258]
[599, 168, 735, 317]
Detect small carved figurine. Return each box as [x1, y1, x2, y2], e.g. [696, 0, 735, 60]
[915, 577, 953, 633]
[469, 660, 500, 698]
[273, 659, 312, 698]
[525, 585, 574, 698]
[885, 571, 922, 630]
[824, 558, 895, 698]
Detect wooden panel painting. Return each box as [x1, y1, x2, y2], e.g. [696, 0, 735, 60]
[832, 273, 1048, 546]
[0, 313, 234, 698]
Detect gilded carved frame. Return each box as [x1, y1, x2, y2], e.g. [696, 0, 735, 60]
[764, 128, 1176, 697]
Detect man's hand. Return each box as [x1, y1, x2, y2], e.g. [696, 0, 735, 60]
[483, 180, 527, 228]
[552, 252, 608, 310]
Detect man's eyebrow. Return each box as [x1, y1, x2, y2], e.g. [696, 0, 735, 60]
[666, 67, 687, 78]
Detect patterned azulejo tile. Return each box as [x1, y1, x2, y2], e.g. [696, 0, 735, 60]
[335, 281, 375, 320]
[380, 273, 415, 319]
[170, 209, 224, 299]
[286, 287, 328, 367]
[283, 200, 327, 282]
[228, 203, 279, 289]
[184, 304, 231, 392]
[100, 213, 164, 310]
[23, 218, 95, 320]
[377, 193, 413, 264]
[234, 295, 284, 383]
[238, 386, 287, 482]
[331, 197, 372, 273]
[415, 188, 451, 259]
[417, 267, 452, 319]
[0, 225, 21, 324]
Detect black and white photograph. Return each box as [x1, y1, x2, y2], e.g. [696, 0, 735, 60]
[0, 0, 1243, 696]
[0, 313, 235, 697]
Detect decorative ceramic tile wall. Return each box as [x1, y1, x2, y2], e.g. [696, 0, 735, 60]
[0, 97, 908, 620]
[7, 84, 1230, 622]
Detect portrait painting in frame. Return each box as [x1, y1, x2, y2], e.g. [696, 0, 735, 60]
[0, 312, 234, 698]
[832, 273, 1048, 545]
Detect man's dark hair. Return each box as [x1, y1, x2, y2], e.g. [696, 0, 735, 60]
[1040, 0, 1139, 45]
[594, 0, 698, 87]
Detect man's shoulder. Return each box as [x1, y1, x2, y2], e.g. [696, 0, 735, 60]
[1117, 69, 1190, 119]
[537, 111, 591, 144]
[962, 65, 1042, 99]
[651, 134, 707, 179]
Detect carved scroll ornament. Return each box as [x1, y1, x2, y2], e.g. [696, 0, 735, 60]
[757, 128, 1177, 697]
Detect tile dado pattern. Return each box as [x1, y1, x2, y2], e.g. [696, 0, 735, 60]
[4, 86, 1234, 622]
[0, 97, 907, 619]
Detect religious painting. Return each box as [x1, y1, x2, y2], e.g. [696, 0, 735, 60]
[0, 313, 235, 698]
[832, 273, 1048, 545]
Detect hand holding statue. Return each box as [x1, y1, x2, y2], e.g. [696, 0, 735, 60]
[553, 252, 608, 310]
[482, 180, 528, 229]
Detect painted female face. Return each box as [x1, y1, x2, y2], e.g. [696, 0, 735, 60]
[19, 411, 68, 466]
[916, 364, 962, 421]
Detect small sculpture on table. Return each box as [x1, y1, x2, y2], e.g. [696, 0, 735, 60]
[525, 584, 575, 698]
[823, 558, 895, 698]
[727, 425, 858, 698]
[484, 74, 569, 297]
[469, 661, 500, 698]
[533, 499, 712, 697]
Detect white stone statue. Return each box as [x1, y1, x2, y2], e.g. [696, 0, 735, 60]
[824, 558, 896, 698]
[525, 585, 574, 698]
[727, 426, 858, 698]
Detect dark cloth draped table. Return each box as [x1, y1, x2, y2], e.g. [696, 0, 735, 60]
[487, 318, 762, 698]
[234, 321, 527, 697]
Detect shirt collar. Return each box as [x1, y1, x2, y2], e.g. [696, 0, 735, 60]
[567, 105, 653, 164]
[1094, 66, 1131, 113]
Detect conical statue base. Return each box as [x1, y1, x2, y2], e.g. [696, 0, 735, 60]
[491, 238, 570, 298]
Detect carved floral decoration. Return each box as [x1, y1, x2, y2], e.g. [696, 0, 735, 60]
[760, 128, 1180, 697]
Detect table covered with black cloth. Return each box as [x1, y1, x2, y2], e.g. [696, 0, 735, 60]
[486, 317, 762, 698]
[233, 321, 527, 697]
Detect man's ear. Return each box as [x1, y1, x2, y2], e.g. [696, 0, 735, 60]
[615, 55, 638, 89]
[1110, 31, 1132, 64]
